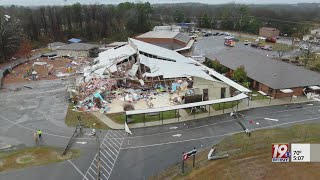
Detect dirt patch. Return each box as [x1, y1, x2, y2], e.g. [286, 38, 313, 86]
[2, 57, 90, 84]
[16, 154, 35, 164]
[0, 146, 80, 172]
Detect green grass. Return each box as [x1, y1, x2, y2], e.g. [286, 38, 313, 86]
[0, 146, 80, 172]
[211, 101, 239, 111]
[65, 104, 109, 129]
[107, 110, 179, 124]
[151, 122, 320, 180]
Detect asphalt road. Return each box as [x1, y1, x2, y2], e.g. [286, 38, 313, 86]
[1, 79, 320, 180]
[109, 101, 320, 180]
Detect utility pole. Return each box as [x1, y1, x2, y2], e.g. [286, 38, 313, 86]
[96, 132, 101, 180]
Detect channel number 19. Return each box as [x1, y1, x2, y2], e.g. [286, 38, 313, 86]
[272, 144, 290, 162]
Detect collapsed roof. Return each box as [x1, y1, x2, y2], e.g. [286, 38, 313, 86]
[88, 38, 250, 93]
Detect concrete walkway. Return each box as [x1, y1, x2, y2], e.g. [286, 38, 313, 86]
[94, 96, 315, 130]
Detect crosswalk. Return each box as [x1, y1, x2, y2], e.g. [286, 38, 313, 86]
[83, 130, 126, 180]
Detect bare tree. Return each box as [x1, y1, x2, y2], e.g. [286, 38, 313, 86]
[0, 14, 22, 62]
[302, 40, 315, 67]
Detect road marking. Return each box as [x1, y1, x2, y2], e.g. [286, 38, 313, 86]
[169, 126, 178, 130]
[104, 141, 119, 155]
[264, 118, 279, 121]
[127, 104, 320, 139]
[89, 167, 97, 175]
[1, 103, 320, 140]
[120, 117, 320, 150]
[76, 141, 87, 144]
[68, 160, 87, 180]
[87, 171, 95, 180]
[100, 149, 115, 163]
[101, 143, 117, 158]
[172, 134, 182, 137]
[109, 139, 120, 149]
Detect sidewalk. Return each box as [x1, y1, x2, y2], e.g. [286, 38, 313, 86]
[94, 96, 315, 130]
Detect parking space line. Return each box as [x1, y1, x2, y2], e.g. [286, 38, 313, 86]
[100, 150, 115, 165]
[105, 140, 119, 153]
[102, 142, 117, 157]
[87, 171, 95, 180]
[109, 139, 120, 149]
[101, 172, 108, 179]
[89, 167, 97, 176]
[99, 157, 113, 171]
[100, 146, 116, 161]
[113, 138, 122, 145]
[108, 130, 118, 138]
[100, 163, 111, 175]
[113, 130, 124, 137]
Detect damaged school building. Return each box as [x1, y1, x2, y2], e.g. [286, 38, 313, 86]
[70, 38, 249, 114]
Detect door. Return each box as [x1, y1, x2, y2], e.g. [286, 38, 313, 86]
[221, 88, 226, 98]
[203, 89, 209, 101]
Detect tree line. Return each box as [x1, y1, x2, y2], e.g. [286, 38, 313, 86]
[0, 2, 319, 62]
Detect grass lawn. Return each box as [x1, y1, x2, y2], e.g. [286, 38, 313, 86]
[211, 101, 239, 111]
[107, 110, 179, 124]
[0, 146, 80, 172]
[65, 104, 109, 129]
[151, 122, 320, 180]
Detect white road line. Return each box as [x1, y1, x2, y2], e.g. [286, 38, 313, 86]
[87, 171, 95, 180]
[120, 117, 320, 150]
[89, 167, 97, 175]
[100, 163, 111, 175]
[68, 160, 87, 180]
[113, 138, 122, 145]
[109, 139, 120, 149]
[101, 172, 109, 179]
[99, 157, 113, 171]
[105, 140, 119, 153]
[126, 104, 320, 139]
[100, 146, 116, 161]
[113, 130, 125, 137]
[100, 150, 115, 164]
[106, 137, 124, 180]
[108, 130, 118, 138]
[1, 104, 319, 140]
[264, 118, 279, 121]
[102, 142, 117, 157]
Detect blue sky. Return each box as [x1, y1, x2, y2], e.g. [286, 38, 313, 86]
[0, 0, 319, 6]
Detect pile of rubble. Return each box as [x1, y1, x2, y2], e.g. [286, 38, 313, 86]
[3, 57, 91, 84]
[69, 76, 194, 113]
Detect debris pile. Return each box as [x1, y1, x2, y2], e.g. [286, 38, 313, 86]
[3, 57, 92, 84]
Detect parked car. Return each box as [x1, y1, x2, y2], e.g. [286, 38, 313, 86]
[258, 36, 267, 41]
[224, 40, 235, 47]
[244, 40, 251, 45]
[266, 37, 277, 43]
[224, 36, 234, 40]
[251, 43, 260, 48]
[203, 33, 213, 37]
[223, 32, 231, 36]
[261, 45, 272, 51]
[213, 32, 219, 36]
